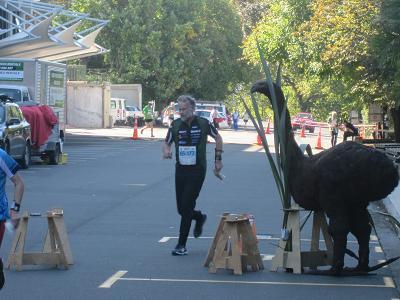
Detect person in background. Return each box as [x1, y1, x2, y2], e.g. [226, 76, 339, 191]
[141, 102, 155, 137]
[328, 111, 339, 147]
[0, 148, 25, 289]
[232, 111, 239, 130]
[210, 107, 219, 129]
[243, 111, 249, 128]
[342, 121, 359, 142]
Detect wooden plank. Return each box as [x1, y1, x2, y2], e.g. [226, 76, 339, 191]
[51, 216, 73, 265]
[7, 213, 29, 271]
[301, 251, 331, 268]
[204, 213, 228, 267]
[22, 253, 61, 266]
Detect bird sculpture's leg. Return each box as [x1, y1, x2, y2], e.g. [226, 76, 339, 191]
[328, 214, 350, 275]
[349, 207, 371, 271]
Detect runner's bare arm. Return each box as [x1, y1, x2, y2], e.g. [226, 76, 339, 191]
[162, 141, 172, 159]
[10, 173, 24, 205]
[214, 134, 223, 172]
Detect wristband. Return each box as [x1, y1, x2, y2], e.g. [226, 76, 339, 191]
[215, 155, 222, 161]
[11, 201, 20, 212]
[215, 149, 223, 161]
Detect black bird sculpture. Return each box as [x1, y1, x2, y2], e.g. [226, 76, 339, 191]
[251, 79, 399, 275]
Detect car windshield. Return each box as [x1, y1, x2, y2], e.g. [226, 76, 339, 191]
[0, 106, 4, 123]
[297, 113, 312, 119]
[126, 106, 138, 112]
[195, 110, 211, 118]
[0, 89, 21, 101]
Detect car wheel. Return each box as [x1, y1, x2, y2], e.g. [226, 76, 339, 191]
[18, 142, 31, 169]
[49, 144, 61, 165]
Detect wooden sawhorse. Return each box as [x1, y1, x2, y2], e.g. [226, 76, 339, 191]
[270, 205, 333, 274]
[204, 213, 264, 275]
[7, 208, 73, 271]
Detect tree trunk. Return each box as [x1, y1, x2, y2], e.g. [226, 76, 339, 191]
[390, 107, 400, 142]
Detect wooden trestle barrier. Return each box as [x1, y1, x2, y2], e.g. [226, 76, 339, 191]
[204, 213, 264, 275]
[7, 208, 73, 271]
[270, 204, 333, 274]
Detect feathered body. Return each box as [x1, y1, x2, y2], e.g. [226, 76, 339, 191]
[289, 141, 399, 212]
[252, 79, 399, 274]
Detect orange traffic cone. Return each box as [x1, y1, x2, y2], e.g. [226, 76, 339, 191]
[315, 127, 323, 150]
[300, 125, 306, 137]
[265, 121, 270, 134]
[257, 134, 262, 145]
[131, 116, 139, 140]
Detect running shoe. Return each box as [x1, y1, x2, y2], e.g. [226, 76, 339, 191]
[171, 245, 188, 256]
[194, 214, 207, 238]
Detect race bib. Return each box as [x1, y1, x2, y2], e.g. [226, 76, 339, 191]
[179, 146, 196, 165]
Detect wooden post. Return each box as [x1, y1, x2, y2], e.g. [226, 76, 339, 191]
[271, 205, 302, 274]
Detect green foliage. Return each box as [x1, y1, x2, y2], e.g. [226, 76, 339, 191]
[72, 0, 245, 106]
[372, 0, 400, 107]
[241, 0, 387, 123]
[241, 46, 291, 226]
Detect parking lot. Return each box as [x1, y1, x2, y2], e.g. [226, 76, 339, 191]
[0, 129, 399, 299]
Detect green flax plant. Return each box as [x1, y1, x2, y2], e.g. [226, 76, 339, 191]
[240, 44, 291, 229]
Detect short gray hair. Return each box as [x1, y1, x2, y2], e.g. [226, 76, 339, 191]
[177, 95, 196, 110]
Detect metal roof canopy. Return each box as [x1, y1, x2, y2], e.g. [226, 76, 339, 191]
[0, 0, 108, 61]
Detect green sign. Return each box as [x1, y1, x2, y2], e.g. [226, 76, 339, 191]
[0, 61, 24, 81]
[49, 70, 65, 87]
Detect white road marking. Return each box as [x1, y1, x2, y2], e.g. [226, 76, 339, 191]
[370, 234, 378, 241]
[243, 145, 263, 152]
[120, 183, 147, 187]
[158, 237, 170, 243]
[99, 270, 128, 288]
[115, 277, 392, 289]
[383, 277, 395, 288]
[158, 235, 272, 243]
[375, 246, 383, 253]
[158, 236, 378, 244]
[378, 260, 388, 268]
[261, 254, 274, 261]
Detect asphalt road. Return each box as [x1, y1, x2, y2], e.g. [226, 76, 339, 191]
[0, 130, 399, 299]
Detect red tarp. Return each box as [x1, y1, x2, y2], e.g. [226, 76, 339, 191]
[20, 105, 58, 148]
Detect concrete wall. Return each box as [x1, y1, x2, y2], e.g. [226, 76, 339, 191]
[66, 81, 111, 128]
[110, 84, 142, 109]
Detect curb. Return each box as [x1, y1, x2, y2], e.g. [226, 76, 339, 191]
[370, 201, 400, 294]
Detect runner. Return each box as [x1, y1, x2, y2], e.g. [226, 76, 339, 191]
[141, 102, 155, 137]
[162, 95, 223, 256]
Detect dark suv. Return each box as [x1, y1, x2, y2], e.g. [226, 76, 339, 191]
[0, 98, 31, 168]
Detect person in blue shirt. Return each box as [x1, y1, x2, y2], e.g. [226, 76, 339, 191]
[0, 149, 25, 290]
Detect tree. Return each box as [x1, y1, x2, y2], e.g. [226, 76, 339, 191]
[242, 0, 385, 122]
[72, 0, 245, 105]
[373, 0, 400, 140]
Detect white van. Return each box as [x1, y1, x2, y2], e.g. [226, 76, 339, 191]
[110, 98, 127, 125]
[196, 101, 227, 116]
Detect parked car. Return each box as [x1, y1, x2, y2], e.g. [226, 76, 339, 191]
[291, 112, 317, 133]
[194, 110, 229, 129]
[0, 96, 32, 168]
[125, 105, 144, 126]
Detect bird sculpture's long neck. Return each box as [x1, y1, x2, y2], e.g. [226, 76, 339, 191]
[276, 109, 305, 171]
